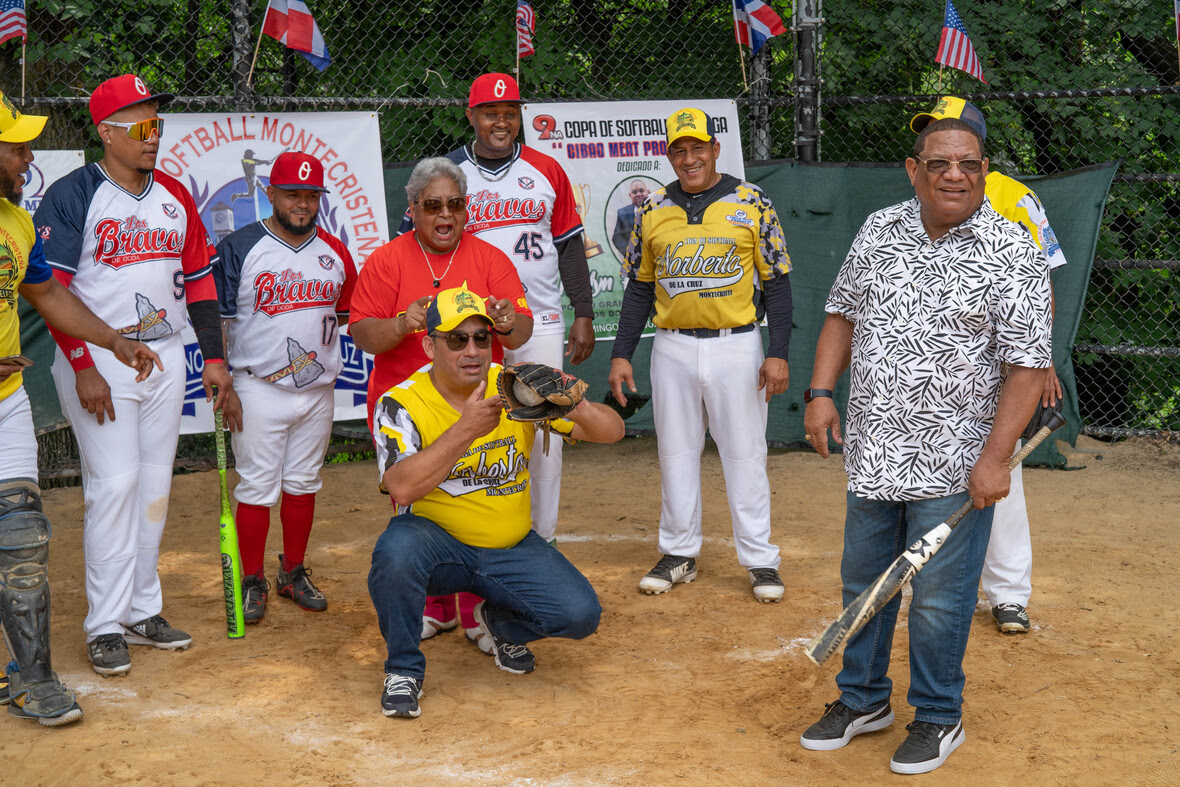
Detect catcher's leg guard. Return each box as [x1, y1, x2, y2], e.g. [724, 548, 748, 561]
[0, 479, 81, 726]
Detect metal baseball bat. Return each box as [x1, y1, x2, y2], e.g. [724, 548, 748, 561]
[804, 409, 1067, 666]
[214, 395, 246, 638]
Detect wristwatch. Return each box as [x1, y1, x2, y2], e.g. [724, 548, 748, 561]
[804, 388, 833, 404]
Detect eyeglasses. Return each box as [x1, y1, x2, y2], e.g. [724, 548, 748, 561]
[103, 117, 164, 141]
[415, 196, 468, 215]
[915, 157, 985, 175]
[431, 328, 492, 351]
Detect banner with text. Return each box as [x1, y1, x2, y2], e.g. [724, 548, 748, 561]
[159, 112, 387, 433]
[22, 150, 85, 215]
[521, 100, 744, 339]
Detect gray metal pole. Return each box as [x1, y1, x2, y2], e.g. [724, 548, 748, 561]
[750, 46, 772, 161]
[793, 0, 822, 161]
[230, 0, 253, 110]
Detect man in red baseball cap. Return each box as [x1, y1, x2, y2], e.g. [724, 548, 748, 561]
[212, 149, 356, 625]
[395, 71, 595, 657]
[34, 74, 239, 677]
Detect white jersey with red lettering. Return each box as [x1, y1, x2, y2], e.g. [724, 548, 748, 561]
[399, 143, 583, 336]
[35, 164, 214, 341]
[214, 221, 357, 391]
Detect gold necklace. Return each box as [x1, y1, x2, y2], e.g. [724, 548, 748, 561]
[416, 235, 460, 288]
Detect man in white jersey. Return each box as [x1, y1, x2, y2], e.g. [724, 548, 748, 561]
[399, 73, 595, 545]
[34, 74, 240, 677]
[910, 97, 1068, 635]
[214, 151, 357, 624]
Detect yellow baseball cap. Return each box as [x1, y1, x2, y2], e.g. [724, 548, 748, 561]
[665, 107, 716, 146]
[0, 90, 47, 144]
[426, 283, 495, 333]
[909, 96, 987, 140]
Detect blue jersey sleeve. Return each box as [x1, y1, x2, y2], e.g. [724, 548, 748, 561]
[33, 166, 100, 275]
[22, 234, 52, 285]
[213, 222, 268, 318]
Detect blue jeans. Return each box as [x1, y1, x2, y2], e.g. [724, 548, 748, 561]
[836, 491, 993, 725]
[367, 513, 602, 679]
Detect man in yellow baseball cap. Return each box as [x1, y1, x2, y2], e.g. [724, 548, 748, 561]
[0, 91, 47, 144]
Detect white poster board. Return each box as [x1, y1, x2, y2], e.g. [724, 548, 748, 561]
[159, 112, 388, 432]
[521, 100, 744, 337]
[22, 150, 86, 215]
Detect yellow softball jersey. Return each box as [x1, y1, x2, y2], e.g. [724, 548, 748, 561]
[374, 365, 574, 549]
[0, 198, 51, 401]
[622, 176, 792, 330]
[985, 172, 1067, 270]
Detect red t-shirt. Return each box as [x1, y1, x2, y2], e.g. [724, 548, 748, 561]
[350, 231, 531, 427]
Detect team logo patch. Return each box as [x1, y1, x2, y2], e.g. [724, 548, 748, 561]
[675, 111, 696, 132]
[162, 203, 179, 219]
[118, 293, 172, 340]
[262, 338, 325, 388]
[517, 176, 535, 190]
[318, 254, 336, 271]
[726, 210, 754, 227]
[39, 226, 50, 240]
[453, 290, 478, 314]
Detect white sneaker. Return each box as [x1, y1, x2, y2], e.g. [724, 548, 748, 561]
[464, 627, 493, 655]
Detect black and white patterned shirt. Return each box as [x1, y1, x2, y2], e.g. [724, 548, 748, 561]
[826, 198, 1053, 501]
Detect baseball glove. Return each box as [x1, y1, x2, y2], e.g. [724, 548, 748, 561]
[498, 363, 588, 422]
[1021, 400, 1066, 441]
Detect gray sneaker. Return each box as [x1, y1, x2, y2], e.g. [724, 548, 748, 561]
[88, 634, 131, 676]
[123, 615, 193, 650]
[242, 574, 270, 624]
[276, 555, 328, 612]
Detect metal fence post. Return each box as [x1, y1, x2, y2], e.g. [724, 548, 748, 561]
[750, 46, 772, 161]
[230, 0, 253, 111]
[793, 0, 822, 161]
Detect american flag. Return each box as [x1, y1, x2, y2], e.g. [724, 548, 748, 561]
[516, 0, 535, 57]
[935, 0, 987, 84]
[0, 0, 27, 47]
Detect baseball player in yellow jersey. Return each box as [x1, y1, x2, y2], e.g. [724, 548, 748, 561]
[911, 97, 1067, 635]
[609, 107, 794, 603]
[0, 91, 160, 726]
[368, 286, 623, 719]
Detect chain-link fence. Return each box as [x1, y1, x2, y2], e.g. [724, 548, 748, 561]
[3, 0, 1177, 459]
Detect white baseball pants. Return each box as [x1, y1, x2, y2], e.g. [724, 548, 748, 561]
[649, 328, 779, 570]
[981, 455, 1032, 607]
[52, 338, 186, 640]
[504, 331, 566, 542]
[231, 374, 334, 507]
[0, 387, 38, 481]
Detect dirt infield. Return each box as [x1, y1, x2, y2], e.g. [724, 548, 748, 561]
[4, 436, 1178, 785]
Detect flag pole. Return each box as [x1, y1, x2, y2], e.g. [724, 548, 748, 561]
[247, 19, 266, 88]
[21, 40, 26, 101]
[514, 1, 520, 83]
[936, 64, 944, 97]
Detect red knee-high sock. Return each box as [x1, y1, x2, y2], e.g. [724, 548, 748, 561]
[235, 502, 271, 578]
[279, 492, 315, 571]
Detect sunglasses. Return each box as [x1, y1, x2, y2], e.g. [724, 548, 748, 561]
[915, 157, 985, 175]
[103, 117, 164, 141]
[431, 328, 492, 351]
[415, 196, 468, 215]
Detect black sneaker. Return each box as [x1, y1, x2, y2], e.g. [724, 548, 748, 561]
[276, 555, 328, 612]
[890, 720, 965, 774]
[800, 700, 894, 751]
[749, 567, 784, 603]
[381, 673, 423, 718]
[637, 555, 697, 595]
[87, 634, 131, 676]
[242, 574, 270, 624]
[473, 601, 535, 674]
[123, 615, 192, 650]
[992, 602, 1030, 634]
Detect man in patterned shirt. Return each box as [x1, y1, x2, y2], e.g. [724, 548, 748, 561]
[368, 286, 622, 719]
[798, 119, 1052, 774]
[609, 107, 793, 603]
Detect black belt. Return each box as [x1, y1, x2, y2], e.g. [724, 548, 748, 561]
[669, 324, 757, 339]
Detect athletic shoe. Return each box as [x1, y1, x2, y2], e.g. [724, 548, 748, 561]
[992, 602, 1031, 634]
[890, 720, 965, 774]
[472, 601, 535, 674]
[749, 567, 784, 603]
[637, 555, 697, 595]
[381, 673, 423, 718]
[242, 574, 270, 624]
[88, 634, 131, 676]
[276, 555, 328, 612]
[464, 627, 494, 655]
[123, 615, 193, 650]
[800, 700, 894, 751]
[422, 595, 458, 640]
[6, 669, 83, 727]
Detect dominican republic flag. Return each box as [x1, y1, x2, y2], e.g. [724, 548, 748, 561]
[516, 0, 536, 57]
[262, 0, 332, 71]
[935, 0, 987, 83]
[732, 0, 786, 56]
[0, 0, 27, 47]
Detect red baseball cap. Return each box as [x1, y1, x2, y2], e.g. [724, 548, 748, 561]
[268, 151, 329, 193]
[468, 73, 521, 108]
[89, 74, 174, 125]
